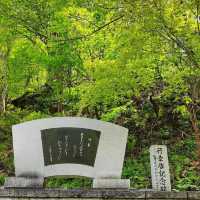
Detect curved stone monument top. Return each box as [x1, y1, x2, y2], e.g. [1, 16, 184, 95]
[12, 117, 128, 180]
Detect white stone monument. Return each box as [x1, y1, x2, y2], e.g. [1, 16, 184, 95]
[5, 117, 130, 188]
[150, 145, 171, 191]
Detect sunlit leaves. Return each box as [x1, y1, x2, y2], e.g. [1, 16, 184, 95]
[8, 39, 47, 97]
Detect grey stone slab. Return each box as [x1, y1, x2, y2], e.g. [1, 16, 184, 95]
[188, 191, 200, 200]
[12, 117, 128, 179]
[146, 191, 187, 199]
[1, 189, 198, 200]
[93, 179, 130, 188]
[138, 189, 156, 191]
[4, 177, 44, 188]
[0, 189, 145, 199]
[0, 199, 143, 200]
[150, 145, 171, 191]
[0, 199, 140, 200]
[0, 198, 84, 200]
[148, 199, 186, 200]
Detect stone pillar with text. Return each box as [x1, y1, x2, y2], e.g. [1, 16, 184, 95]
[150, 145, 171, 191]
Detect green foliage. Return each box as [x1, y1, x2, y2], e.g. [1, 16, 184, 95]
[101, 105, 128, 122]
[0, 0, 199, 190]
[45, 177, 91, 188]
[8, 39, 47, 97]
[122, 151, 151, 189]
[169, 138, 200, 191]
[175, 170, 200, 191]
[0, 176, 5, 185]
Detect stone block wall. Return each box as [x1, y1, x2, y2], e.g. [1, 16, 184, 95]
[0, 188, 200, 200]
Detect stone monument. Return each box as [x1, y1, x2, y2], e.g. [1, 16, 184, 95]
[150, 145, 171, 191]
[4, 117, 130, 188]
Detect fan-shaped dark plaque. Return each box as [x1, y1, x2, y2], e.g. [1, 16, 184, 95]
[41, 128, 101, 166]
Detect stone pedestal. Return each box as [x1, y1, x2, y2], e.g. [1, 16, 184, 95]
[0, 188, 190, 200]
[4, 177, 44, 188]
[93, 179, 130, 188]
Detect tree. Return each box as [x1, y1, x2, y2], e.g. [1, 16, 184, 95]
[0, 17, 14, 113]
[0, 0, 85, 113]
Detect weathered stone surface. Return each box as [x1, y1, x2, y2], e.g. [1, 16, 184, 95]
[148, 199, 186, 200]
[3, 198, 136, 200]
[150, 145, 171, 191]
[0, 189, 145, 199]
[0, 189, 196, 199]
[12, 117, 128, 180]
[146, 191, 187, 199]
[4, 177, 44, 188]
[93, 179, 130, 188]
[188, 191, 200, 200]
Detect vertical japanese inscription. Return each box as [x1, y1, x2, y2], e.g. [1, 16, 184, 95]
[150, 145, 171, 191]
[41, 128, 101, 166]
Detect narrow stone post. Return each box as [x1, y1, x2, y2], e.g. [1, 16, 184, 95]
[150, 145, 171, 191]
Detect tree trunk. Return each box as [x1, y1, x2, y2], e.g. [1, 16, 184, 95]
[1, 89, 6, 113]
[0, 40, 11, 114]
[0, 55, 8, 114]
[188, 103, 200, 161]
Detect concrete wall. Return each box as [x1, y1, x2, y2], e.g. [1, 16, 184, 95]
[0, 188, 200, 200]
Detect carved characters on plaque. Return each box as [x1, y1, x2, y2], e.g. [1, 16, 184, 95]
[41, 128, 101, 166]
[150, 145, 171, 191]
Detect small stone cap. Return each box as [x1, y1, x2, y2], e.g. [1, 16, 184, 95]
[4, 177, 44, 188]
[93, 179, 130, 188]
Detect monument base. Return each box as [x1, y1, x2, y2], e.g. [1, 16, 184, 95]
[4, 177, 44, 188]
[93, 179, 130, 188]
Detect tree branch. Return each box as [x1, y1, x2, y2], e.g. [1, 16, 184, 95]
[151, 1, 199, 68]
[196, 0, 200, 35]
[58, 15, 124, 42]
